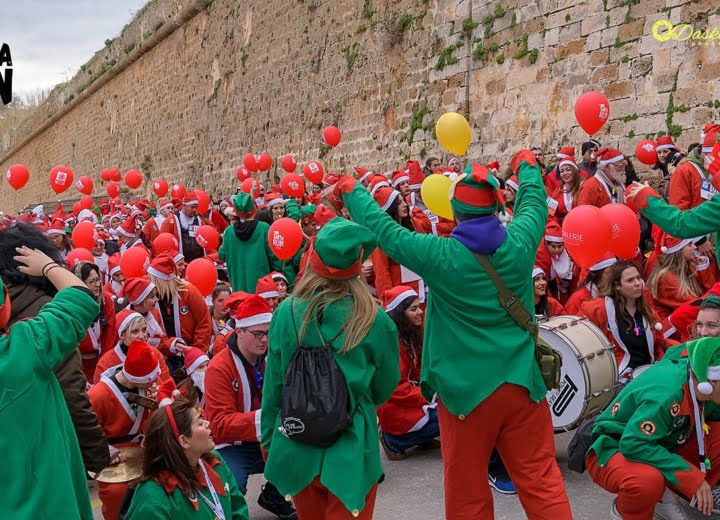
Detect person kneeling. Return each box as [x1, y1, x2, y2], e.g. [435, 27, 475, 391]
[585, 337, 720, 519]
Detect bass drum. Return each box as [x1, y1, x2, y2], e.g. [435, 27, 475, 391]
[540, 316, 618, 432]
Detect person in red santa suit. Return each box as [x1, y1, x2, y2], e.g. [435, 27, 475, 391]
[547, 150, 585, 224]
[270, 271, 289, 301]
[204, 295, 296, 518]
[354, 167, 374, 188]
[545, 146, 587, 194]
[405, 160, 456, 237]
[535, 221, 579, 305]
[117, 215, 148, 254]
[255, 274, 281, 311]
[210, 291, 249, 356]
[143, 199, 174, 243]
[580, 260, 667, 384]
[160, 192, 213, 263]
[502, 175, 519, 216]
[176, 346, 210, 408]
[377, 286, 440, 460]
[533, 267, 565, 319]
[103, 253, 124, 299]
[165, 249, 187, 278]
[392, 169, 411, 198]
[209, 284, 232, 346]
[578, 147, 627, 207]
[89, 339, 164, 519]
[564, 253, 617, 315]
[668, 124, 720, 213]
[367, 174, 391, 197]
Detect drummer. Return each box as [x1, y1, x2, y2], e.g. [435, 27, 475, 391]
[585, 337, 720, 519]
[89, 340, 162, 520]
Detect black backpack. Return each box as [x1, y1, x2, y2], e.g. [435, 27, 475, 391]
[280, 301, 353, 448]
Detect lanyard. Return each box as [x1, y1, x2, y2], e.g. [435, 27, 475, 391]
[198, 460, 226, 520]
[688, 372, 710, 473]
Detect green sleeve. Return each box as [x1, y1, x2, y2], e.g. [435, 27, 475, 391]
[261, 300, 290, 451]
[369, 311, 400, 406]
[216, 453, 250, 520]
[219, 227, 229, 262]
[505, 161, 548, 252]
[22, 287, 100, 371]
[343, 183, 445, 276]
[125, 482, 170, 520]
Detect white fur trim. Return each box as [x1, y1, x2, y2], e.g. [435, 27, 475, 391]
[590, 257, 617, 271]
[123, 362, 161, 384]
[385, 289, 418, 312]
[702, 146, 714, 153]
[556, 152, 571, 159]
[558, 159, 578, 170]
[118, 312, 144, 335]
[173, 253, 184, 263]
[186, 354, 209, 375]
[258, 290, 280, 299]
[158, 398, 173, 408]
[183, 200, 199, 206]
[599, 154, 625, 166]
[392, 175, 409, 188]
[160, 202, 175, 210]
[655, 144, 676, 151]
[532, 267, 544, 279]
[370, 181, 390, 196]
[661, 238, 693, 255]
[271, 273, 288, 283]
[235, 313, 273, 328]
[109, 265, 121, 276]
[47, 228, 66, 236]
[266, 198, 285, 208]
[130, 282, 156, 306]
[708, 367, 720, 380]
[148, 266, 174, 281]
[654, 323, 663, 331]
[358, 171, 372, 183]
[497, 212, 511, 224]
[505, 179, 519, 192]
[118, 226, 136, 239]
[699, 381, 714, 395]
[254, 409, 262, 441]
[380, 189, 400, 211]
[544, 235, 563, 243]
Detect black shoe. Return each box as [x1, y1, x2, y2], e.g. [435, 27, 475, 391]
[258, 482, 298, 519]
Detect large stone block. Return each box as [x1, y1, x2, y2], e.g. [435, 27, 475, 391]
[605, 80, 635, 99]
[555, 38, 586, 60]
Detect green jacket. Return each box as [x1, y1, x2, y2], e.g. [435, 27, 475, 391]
[0, 287, 100, 519]
[341, 161, 548, 416]
[590, 357, 720, 496]
[218, 220, 282, 292]
[641, 193, 720, 265]
[261, 296, 399, 513]
[125, 452, 249, 519]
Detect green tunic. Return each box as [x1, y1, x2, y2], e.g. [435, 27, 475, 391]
[218, 221, 282, 292]
[0, 287, 100, 519]
[125, 452, 249, 519]
[261, 296, 399, 513]
[340, 161, 548, 415]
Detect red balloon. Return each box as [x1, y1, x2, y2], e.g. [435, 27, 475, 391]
[50, 165, 74, 194]
[562, 206, 612, 268]
[574, 91, 610, 136]
[635, 139, 658, 166]
[7, 164, 29, 190]
[600, 203, 641, 260]
[196, 190, 211, 214]
[66, 248, 95, 269]
[258, 153, 272, 172]
[153, 179, 169, 197]
[236, 166, 251, 182]
[280, 155, 297, 173]
[323, 126, 342, 147]
[72, 202, 82, 215]
[195, 225, 219, 249]
[80, 195, 94, 210]
[303, 161, 324, 184]
[185, 258, 217, 296]
[268, 218, 303, 260]
[243, 153, 259, 173]
[152, 233, 178, 254]
[120, 247, 150, 279]
[281, 173, 305, 198]
[76, 176, 94, 195]
[110, 168, 122, 182]
[241, 178, 260, 195]
[71, 221, 98, 249]
[125, 169, 143, 189]
[170, 184, 186, 199]
[101, 169, 113, 182]
[107, 181, 120, 198]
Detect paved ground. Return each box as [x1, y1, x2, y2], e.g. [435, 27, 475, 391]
[93, 431, 614, 519]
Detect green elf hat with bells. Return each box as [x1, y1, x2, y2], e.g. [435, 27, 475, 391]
[448, 163, 509, 222]
[308, 217, 377, 280]
[687, 337, 720, 395]
[233, 193, 256, 219]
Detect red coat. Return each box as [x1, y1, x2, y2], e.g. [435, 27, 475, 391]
[668, 160, 715, 211]
[545, 296, 565, 317]
[547, 187, 580, 223]
[370, 247, 423, 303]
[209, 210, 229, 233]
[93, 343, 170, 385]
[564, 285, 596, 316]
[142, 217, 162, 244]
[204, 345, 262, 445]
[377, 341, 433, 436]
[577, 176, 617, 208]
[158, 285, 213, 352]
[648, 271, 703, 321]
[580, 297, 666, 376]
[79, 293, 118, 382]
[408, 198, 455, 237]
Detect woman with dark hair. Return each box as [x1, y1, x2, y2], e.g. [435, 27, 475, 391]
[580, 260, 667, 383]
[377, 286, 439, 460]
[125, 399, 249, 519]
[564, 255, 617, 315]
[73, 261, 118, 382]
[532, 268, 564, 318]
[209, 284, 231, 346]
[254, 208, 273, 226]
[47, 222, 73, 261]
[547, 155, 584, 224]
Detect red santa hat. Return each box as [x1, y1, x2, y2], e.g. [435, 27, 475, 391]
[405, 161, 424, 190]
[660, 233, 695, 255]
[116, 309, 144, 336]
[544, 221, 563, 244]
[255, 275, 280, 299]
[223, 291, 250, 314]
[265, 193, 285, 208]
[183, 347, 209, 375]
[447, 157, 461, 168]
[324, 174, 339, 186]
[556, 146, 576, 159]
[368, 175, 391, 196]
[183, 192, 199, 206]
[374, 187, 401, 212]
[354, 167, 373, 184]
[590, 252, 617, 271]
[383, 285, 418, 312]
[701, 124, 720, 153]
[108, 253, 122, 277]
[158, 199, 174, 210]
[121, 277, 156, 307]
[46, 220, 66, 236]
[118, 216, 138, 239]
[487, 161, 500, 172]
[505, 175, 519, 192]
[655, 135, 678, 152]
[167, 249, 184, 264]
[532, 266, 545, 279]
[558, 157, 579, 170]
[148, 254, 176, 281]
[123, 340, 161, 384]
[593, 147, 625, 166]
[234, 294, 273, 328]
[270, 271, 288, 284]
[391, 169, 409, 188]
[314, 205, 337, 228]
[64, 214, 77, 224]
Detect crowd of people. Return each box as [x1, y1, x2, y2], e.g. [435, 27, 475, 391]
[2, 120, 720, 520]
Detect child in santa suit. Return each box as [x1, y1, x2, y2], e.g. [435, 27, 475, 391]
[331, 152, 572, 519]
[89, 340, 164, 520]
[255, 274, 280, 311]
[564, 253, 617, 315]
[535, 221, 579, 305]
[578, 147, 627, 207]
[204, 295, 296, 518]
[586, 337, 720, 519]
[176, 346, 209, 408]
[103, 253, 124, 299]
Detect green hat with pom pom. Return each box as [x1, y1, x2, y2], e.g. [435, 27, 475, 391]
[687, 337, 720, 395]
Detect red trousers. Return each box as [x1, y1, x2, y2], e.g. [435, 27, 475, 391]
[586, 421, 720, 520]
[438, 383, 572, 520]
[293, 477, 378, 520]
[98, 481, 128, 520]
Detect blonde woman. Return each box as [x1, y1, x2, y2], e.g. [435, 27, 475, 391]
[261, 217, 399, 520]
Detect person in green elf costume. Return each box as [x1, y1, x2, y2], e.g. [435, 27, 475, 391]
[261, 217, 400, 519]
[586, 337, 720, 519]
[219, 193, 282, 292]
[1, 246, 102, 519]
[126, 399, 249, 520]
[329, 150, 572, 520]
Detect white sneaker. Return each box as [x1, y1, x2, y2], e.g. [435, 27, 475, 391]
[654, 497, 708, 520]
[610, 499, 623, 520]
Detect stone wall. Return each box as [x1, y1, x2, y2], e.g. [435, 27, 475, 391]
[1, 0, 719, 212]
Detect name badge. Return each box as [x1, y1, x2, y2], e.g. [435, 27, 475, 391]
[546, 196, 559, 216]
[701, 179, 717, 200]
[147, 337, 161, 347]
[189, 225, 198, 237]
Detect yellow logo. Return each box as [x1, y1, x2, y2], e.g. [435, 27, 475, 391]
[652, 19, 720, 45]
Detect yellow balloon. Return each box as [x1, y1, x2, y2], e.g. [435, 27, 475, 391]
[435, 112, 471, 156]
[420, 174, 454, 220]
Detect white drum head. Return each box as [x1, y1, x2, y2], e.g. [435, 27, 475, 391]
[541, 336, 587, 431]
